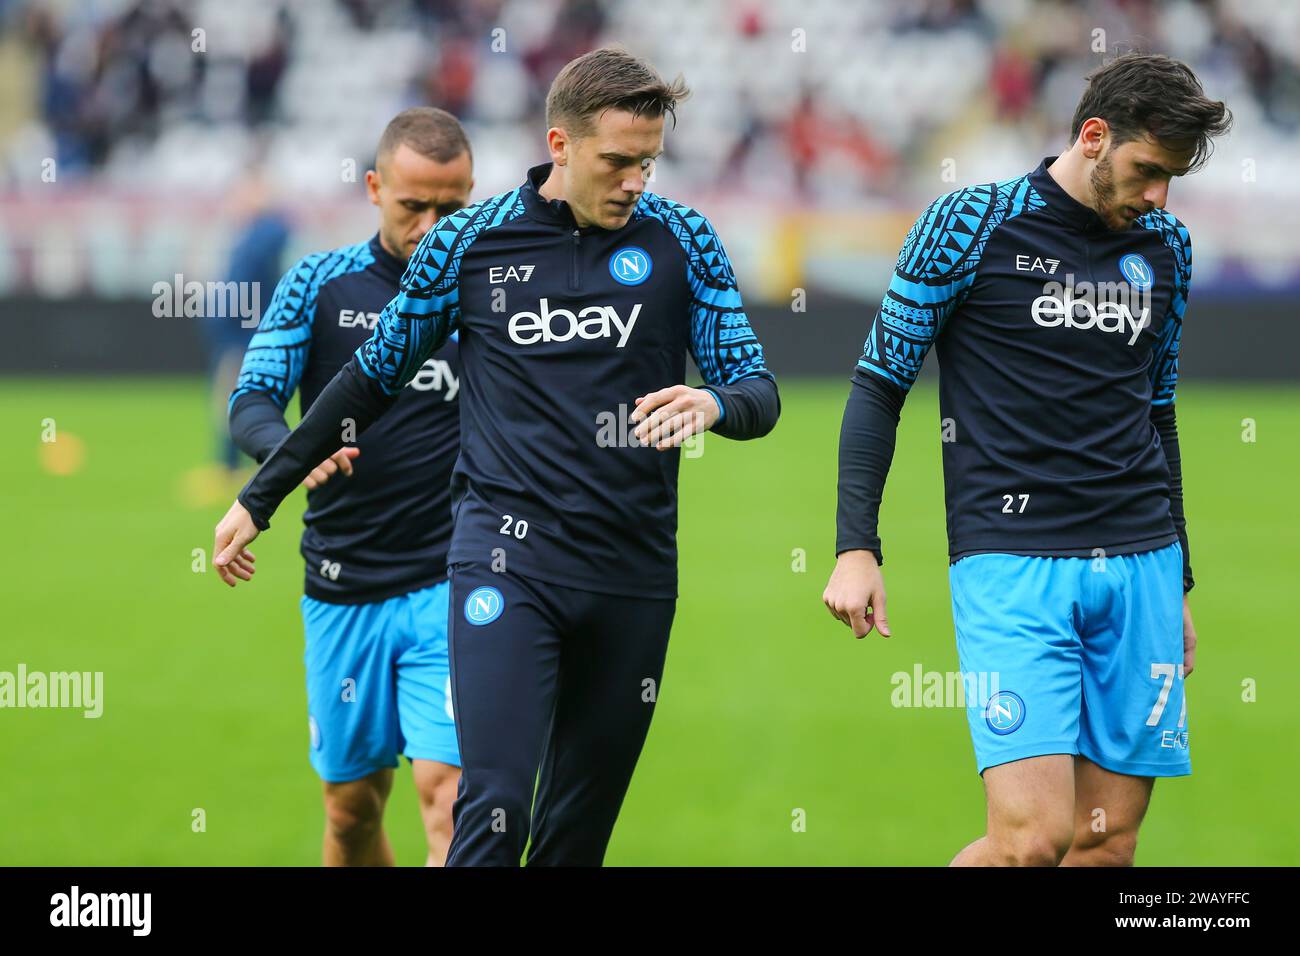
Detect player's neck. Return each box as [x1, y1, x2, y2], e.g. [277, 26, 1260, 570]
[377, 232, 406, 264]
[1046, 151, 1099, 216]
[538, 164, 594, 229]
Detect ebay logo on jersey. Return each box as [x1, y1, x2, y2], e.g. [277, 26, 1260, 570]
[1031, 278, 1151, 346]
[508, 298, 641, 348]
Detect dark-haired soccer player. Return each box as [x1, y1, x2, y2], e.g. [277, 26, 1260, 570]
[214, 49, 779, 866]
[228, 108, 473, 866]
[824, 53, 1230, 866]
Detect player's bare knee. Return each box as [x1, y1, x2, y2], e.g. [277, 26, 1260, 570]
[1071, 825, 1139, 866]
[432, 773, 459, 814]
[990, 814, 1074, 866]
[419, 775, 457, 818]
[413, 763, 459, 812]
[323, 783, 385, 842]
[1100, 831, 1139, 866]
[324, 803, 382, 844]
[999, 829, 1072, 866]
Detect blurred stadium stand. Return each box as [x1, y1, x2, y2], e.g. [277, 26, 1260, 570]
[0, 0, 1296, 377]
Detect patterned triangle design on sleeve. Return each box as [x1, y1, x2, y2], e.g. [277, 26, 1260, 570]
[361, 188, 527, 392]
[633, 191, 768, 387]
[857, 174, 1045, 391]
[1138, 208, 1192, 405]
[231, 240, 375, 411]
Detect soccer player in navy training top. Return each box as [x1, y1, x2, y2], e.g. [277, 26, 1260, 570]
[226, 108, 473, 866]
[823, 54, 1230, 866]
[213, 48, 779, 866]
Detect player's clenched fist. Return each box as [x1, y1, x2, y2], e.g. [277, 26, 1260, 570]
[823, 549, 891, 639]
[212, 500, 260, 588]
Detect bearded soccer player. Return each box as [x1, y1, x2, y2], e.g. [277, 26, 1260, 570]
[823, 53, 1229, 866]
[226, 108, 473, 866]
[213, 48, 779, 866]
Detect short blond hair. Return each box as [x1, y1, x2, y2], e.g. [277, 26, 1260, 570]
[545, 47, 689, 138]
[376, 107, 471, 166]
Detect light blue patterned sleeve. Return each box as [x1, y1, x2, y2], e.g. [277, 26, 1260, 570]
[856, 177, 1043, 391]
[358, 189, 525, 395]
[1146, 211, 1192, 406]
[636, 194, 771, 388]
[230, 245, 371, 411]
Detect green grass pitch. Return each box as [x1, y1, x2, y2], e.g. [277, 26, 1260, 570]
[1, 376, 1295, 865]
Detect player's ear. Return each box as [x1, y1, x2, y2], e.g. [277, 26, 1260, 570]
[364, 168, 382, 207]
[1079, 117, 1107, 159]
[547, 127, 569, 166]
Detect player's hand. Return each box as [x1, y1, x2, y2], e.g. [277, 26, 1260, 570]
[1182, 595, 1196, 677]
[823, 549, 891, 639]
[212, 500, 260, 588]
[630, 385, 720, 450]
[303, 447, 360, 489]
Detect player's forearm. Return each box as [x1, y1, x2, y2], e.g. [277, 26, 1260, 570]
[1151, 401, 1194, 592]
[835, 371, 905, 565]
[228, 392, 292, 464]
[237, 357, 397, 528]
[706, 374, 780, 440]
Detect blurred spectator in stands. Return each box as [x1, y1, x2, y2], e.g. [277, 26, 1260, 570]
[188, 154, 291, 502]
[418, 35, 477, 120]
[245, 5, 291, 127]
[990, 45, 1036, 120]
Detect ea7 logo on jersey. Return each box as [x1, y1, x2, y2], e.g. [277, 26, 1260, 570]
[339, 309, 380, 329]
[508, 298, 641, 348]
[1031, 278, 1151, 346]
[489, 264, 535, 284]
[1015, 254, 1061, 275]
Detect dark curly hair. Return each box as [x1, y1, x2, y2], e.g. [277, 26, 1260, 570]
[1069, 52, 1232, 172]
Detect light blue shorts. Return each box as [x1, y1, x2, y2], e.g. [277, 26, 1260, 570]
[301, 581, 460, 783]
[949, 543, 1189, 778]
